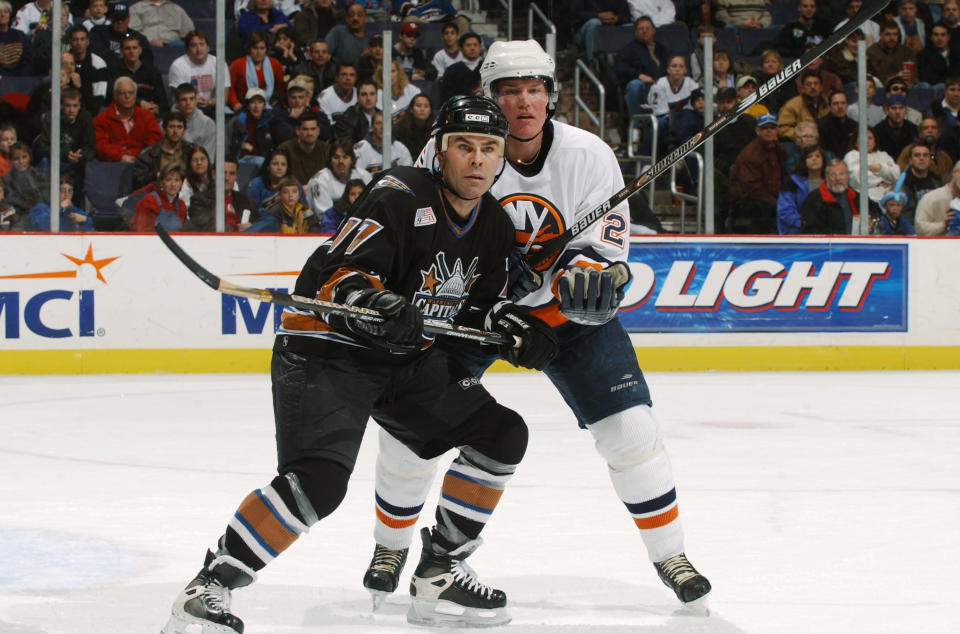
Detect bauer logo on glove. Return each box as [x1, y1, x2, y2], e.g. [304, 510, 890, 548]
[557, 262, 631, 326]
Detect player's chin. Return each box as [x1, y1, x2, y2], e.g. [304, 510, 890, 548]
[462, 175, 491, 196]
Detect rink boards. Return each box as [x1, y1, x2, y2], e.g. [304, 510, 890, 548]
[0, 233, 958, 373]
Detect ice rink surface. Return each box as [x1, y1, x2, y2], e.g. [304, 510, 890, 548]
[1, 370, 958, 634]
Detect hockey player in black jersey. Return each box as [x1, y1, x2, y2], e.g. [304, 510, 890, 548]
[160, 95, 558, 633]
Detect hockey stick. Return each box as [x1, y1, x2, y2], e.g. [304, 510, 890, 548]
[155, 225, 515, 346]
[528, 0, 887, 270]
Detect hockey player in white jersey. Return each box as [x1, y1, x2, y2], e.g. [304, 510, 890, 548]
[362, 39, 712, 616]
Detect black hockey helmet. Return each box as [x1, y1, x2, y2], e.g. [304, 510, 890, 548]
[431, 95, 509, 154]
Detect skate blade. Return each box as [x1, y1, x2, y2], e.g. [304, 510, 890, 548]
[675, 593, 711, 617]
[368, 589, 389, 612]
[407, 599, 511, 628]
[161, 612, 239, 634]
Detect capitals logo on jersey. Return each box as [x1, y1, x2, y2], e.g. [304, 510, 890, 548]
[413, 252, 480, 320]
[499, 193, 566, 271]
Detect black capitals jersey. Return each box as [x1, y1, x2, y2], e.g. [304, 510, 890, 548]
[279, 166, 513, 352]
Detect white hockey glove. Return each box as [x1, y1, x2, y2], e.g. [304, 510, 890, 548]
[557, 262, 631, 326]
[506, 249, 542, 301]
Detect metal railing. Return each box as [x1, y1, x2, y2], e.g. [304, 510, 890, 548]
[573, 60, 605, 141]
[669, 152, 704, 234]
[527, 3, 556, 62]
[627, 113, 658, 210]
[496, 0, 514, 40]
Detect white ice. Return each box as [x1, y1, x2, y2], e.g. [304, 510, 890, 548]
[0, 371, 958, 634]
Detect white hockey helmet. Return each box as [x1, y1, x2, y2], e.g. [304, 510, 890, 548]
[480, 40, 558, 114]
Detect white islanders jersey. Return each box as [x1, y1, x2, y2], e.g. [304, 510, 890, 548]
[417, 120, 629, 327]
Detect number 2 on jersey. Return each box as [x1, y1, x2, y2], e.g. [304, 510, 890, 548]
[601, 212, 627, 249]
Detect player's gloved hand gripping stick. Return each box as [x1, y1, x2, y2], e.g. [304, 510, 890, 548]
[526, 0, 888, 272]
[155, 224, 517, 347]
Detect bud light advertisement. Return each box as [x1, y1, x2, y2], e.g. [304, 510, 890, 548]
[619, 242, 907, 332]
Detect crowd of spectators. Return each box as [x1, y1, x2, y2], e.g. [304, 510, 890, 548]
[1, 0, 959, 236]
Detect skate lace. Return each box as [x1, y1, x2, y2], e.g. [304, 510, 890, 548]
[370, 545, 405, 573]
[201, 577, 232, 615]
[450, 560, 495, 599]
[658, 554, 698, 586]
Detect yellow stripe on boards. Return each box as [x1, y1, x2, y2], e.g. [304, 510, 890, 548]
[2, 346, 959, 374]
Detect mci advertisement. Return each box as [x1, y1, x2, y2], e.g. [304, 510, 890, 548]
[617, 242, 908, 333]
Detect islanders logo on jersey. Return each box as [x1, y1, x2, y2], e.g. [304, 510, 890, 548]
[499, 193, 566, 271]
[413, 252, 480, 320]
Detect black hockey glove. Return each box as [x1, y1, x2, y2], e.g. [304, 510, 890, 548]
[506, 249, 542, 301]
[345, 288, 424, 353]
[486, 301, 558, 370]
[557, 262, 631, 326]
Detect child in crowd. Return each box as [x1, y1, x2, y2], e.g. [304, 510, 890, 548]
[0, 125, 17, 179]
[263, 175, 319, 233]
[1, 142, 48, 220]
[874, 189, 915, 235]
[83, 0, 110, 31]
[431, 22, 462, 78]
[245, 148, 298, 212]
[131, 164, 187, 232]
[28, 179, 93, 232]
[320, 177, 365, 233]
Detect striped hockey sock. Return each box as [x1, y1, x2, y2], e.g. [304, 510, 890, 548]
[433, 448, 515, 548]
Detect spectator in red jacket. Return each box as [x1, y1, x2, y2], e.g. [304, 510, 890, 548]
[93, 76, 163, 163]
[228, 30, 285, 110]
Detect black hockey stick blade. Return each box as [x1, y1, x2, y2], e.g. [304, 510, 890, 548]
[155, 225, 514, 346]
[528, 0, 887, 270]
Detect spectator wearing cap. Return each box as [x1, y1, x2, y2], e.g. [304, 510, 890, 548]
[108, 34, 168, 116]
[670, 88, 704, 148]
[874, 93, 918, 158]
[271, 77, 332, 145]
[728, 113, 786, 233]
[570, 0, 631, 65]
[228, 31, 285, 110]
[875, 188, 915, 234]
[867, 20, 916, 85]
[0, 0, 34, 76]
[237, 0, 293, 47]
[394, 21, 437, 82]
[773, 0, 832, 59]
[325, 3, 369, 65]
[884, 76, 922, 125]
[90, 2, 154, 66]
[777, 71, 829, 142]
[227, 87, 274, 166]
[94, 76, 163, 163]
[168, 30, 231, 114]
[294, 39, 336, 95]
[439, 32, 484, 104]
[818, 90, 858, 159]
[132, 110, 195, 189]
[914, 160, 960, 234]
[896, 117, 956, 180]
[800, 158, 861, 234]
[129, 0, 194, 47]
[293, 0, 342, 45]
[846, 75, 885, 126]
[736, 75, 769, 120]
[318, 60, 357, 123]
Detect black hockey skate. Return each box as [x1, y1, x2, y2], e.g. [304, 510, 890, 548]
[653, 552, 712, 604]
[407, 527, 510, 628]
[161, 551, 255, 634]
[362, 544, 408, 611]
